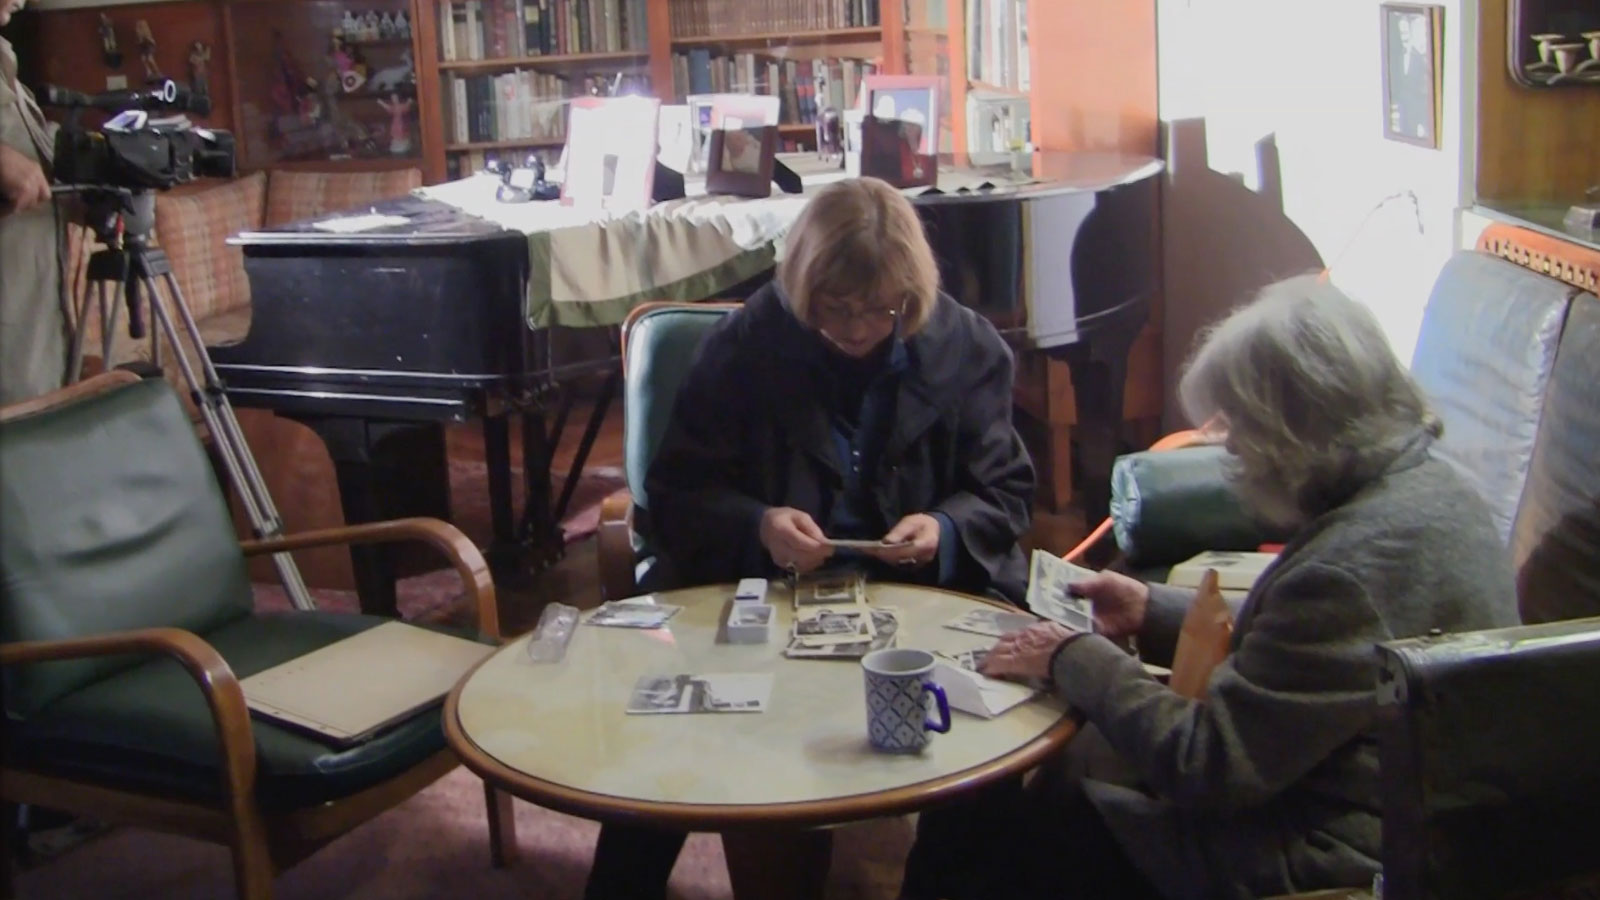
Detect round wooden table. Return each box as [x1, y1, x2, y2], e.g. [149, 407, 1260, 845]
[445, 582, 1077, 899]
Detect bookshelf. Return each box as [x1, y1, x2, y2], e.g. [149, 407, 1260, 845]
[414, 0, 901, 180]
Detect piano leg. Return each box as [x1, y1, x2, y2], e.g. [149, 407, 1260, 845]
[482, 413, 520, 576]
[519, 407, 562, 568]
[303, 417, 451, 616]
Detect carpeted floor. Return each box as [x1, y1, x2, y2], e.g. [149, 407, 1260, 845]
[12, 768, 915, 900]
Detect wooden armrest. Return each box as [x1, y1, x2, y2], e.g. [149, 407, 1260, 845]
[0, 370, 140, 424]
[596, 489, 637, 603]
[1, 627, 258, 805]
[240, 517, 500, 641]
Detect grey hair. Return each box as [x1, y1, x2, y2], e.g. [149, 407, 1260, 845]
[1178, 274, 1440, 526]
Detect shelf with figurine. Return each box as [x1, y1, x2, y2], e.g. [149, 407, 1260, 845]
[225, 0, 423, 168]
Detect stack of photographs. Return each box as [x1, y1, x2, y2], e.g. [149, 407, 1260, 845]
[783, 606, 899, 659]
[792, 569, 868, 610]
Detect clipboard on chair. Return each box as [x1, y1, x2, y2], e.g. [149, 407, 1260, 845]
[240, 621, 493, 747]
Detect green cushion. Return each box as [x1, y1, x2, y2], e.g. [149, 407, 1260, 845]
[622, 305, 733, 514]
[1, 380, 253, 716]
[7, 612, 458, 811]
[1110, 445, 1288, 568]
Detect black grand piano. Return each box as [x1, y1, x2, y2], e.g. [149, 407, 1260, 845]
[216, 151, 1162, 613]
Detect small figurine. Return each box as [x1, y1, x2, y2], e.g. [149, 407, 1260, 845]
[363, 11, 382, 42]
[99, 13, 122, 69]
[340, 10, 360, 39]
[135, 19, 160, 79]
[188, 41, 212, 100]
[366, 49, 413, 93]
[379, 12, 396, 39]
[394, 11, 411, 39]
[377, 92, 413, 155]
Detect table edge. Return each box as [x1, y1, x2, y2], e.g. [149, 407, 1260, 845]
[444, 584, 1080, 831]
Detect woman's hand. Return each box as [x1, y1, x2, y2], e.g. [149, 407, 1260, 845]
[759, 506, 833, 574]
[1070, 570, 1151, 638]
[864, 513, 941, 568]
[0, 145, 51, 216]
[979, 621, 1079, 682]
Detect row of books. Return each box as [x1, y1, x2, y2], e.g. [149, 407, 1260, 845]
[442, 70, 648, 144]
[966, 0, 1030, 92]
[671, 52, 876, 124]
[437, 0, 648, 61]
[667, 0, 880, 38]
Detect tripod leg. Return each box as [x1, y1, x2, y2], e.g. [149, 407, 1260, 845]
[66, 279, 101, 384]
[137, 264, 316, 612]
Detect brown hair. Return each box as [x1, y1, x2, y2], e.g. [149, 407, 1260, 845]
[777, 177, 940, 334]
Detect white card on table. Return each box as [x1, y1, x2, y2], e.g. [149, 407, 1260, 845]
[586, 599, 682, 629]
[929, 661, 1037, 719]
[944, 608, 1036, 638]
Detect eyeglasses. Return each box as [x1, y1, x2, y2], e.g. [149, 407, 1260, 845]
[814, 301, 903, 329]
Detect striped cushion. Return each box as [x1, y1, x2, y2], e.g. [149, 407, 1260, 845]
[152, 172, 266, 321]
[264, 168, 423, 227]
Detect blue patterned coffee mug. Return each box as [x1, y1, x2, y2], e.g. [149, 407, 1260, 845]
[862, 648, 952, 753]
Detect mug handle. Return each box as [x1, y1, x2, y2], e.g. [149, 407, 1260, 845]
[922, 681, 952, 734]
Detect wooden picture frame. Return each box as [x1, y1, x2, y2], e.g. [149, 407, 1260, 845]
[862, 74, 942, 155]
[859, 115, 935, 189]
[686, 93, 778, 174]
[560, 95, 661, 211]
[705, 125, 777, 198]
[1380, 3, 1444, 148]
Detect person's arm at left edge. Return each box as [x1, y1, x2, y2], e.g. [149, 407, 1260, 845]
[873, 327, 1033, 590]
[0, 142, 51, 215]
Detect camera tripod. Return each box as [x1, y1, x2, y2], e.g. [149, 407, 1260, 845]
[62, 186, 315, 611]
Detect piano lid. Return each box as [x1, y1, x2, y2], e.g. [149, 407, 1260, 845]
[230, 194, 511, 248]
[910, 151, 1163, 207]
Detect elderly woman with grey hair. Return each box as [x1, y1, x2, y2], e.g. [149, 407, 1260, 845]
[899, 275, 1519, 900]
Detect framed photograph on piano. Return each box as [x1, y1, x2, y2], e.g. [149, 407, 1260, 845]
[561, 95, 661, 211]
[862, 75, 942, 156]
[706, 125, 777, 198]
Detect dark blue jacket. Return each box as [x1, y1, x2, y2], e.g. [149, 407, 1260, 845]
[640, 283, 1035, 604]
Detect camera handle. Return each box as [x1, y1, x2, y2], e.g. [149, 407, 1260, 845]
[64, 207, 315, 612]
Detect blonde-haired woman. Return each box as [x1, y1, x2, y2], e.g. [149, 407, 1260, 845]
[903, 275, 1519, 899]
[585, 177, 1035, 899]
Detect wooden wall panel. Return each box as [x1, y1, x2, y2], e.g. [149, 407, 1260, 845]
[1478, 0, 1600, 206]
[31, 1, 233, 133]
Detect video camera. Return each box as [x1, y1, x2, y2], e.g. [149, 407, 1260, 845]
[41, 79, 236, 191]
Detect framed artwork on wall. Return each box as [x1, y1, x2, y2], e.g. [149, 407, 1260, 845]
[1508, 0, 1600, 87]
[1380, 3, 1444, 149]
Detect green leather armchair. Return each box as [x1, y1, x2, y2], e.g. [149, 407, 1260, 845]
[596, 302, 737, 602]
[0, 372, 515, 900]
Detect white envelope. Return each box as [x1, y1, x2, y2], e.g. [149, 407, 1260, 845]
[930, 661, 1037, 719]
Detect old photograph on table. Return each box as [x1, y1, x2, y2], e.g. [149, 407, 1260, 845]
[625, 673, 773, 714]
[944, 607, 1036, 638]
[785, 608, 899, 659]
[937, 648, 991, 673]
[793, 607, 874, 644]
[586, 599, 682, 629]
